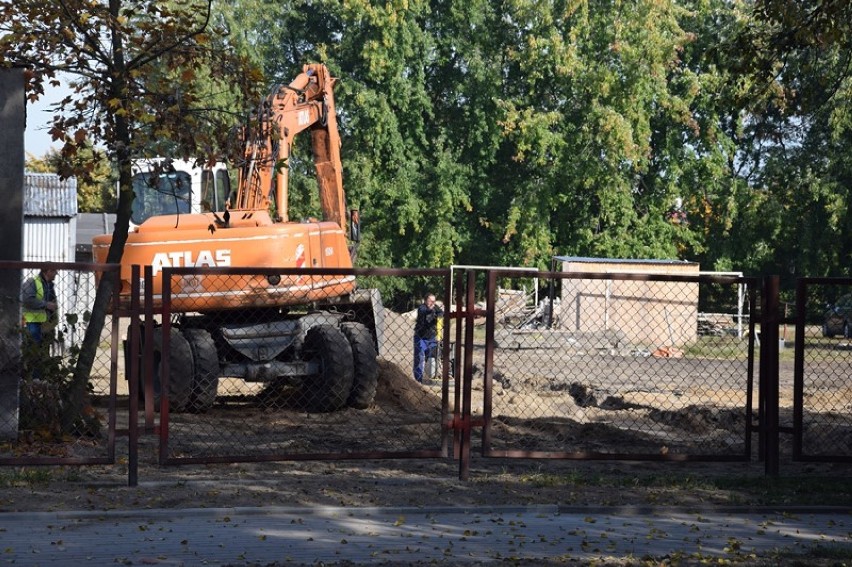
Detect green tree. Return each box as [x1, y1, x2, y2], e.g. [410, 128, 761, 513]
[1, 0, 259, 434]
[229, 0, 715, 275]
[223, 0, 852, 289]
[221, 0, 469, 303]
[427, 0, 704, 267]
[705, 0, 852, 285]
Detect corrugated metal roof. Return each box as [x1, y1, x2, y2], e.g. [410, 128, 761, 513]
[23, 172, 78, 217]
[554, 256, 698, 266]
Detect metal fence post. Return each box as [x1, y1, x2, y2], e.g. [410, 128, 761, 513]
[761, 275, 780, 476]
[483, 270, 496, 453]
[143, 265, 156, 431]
[792, 278, 806, 461]
[128, 265, 140, 486]
[440, 270, 453, 458]
[452, 270, 465, 459]
[159, 268, 172, 465]
[458, 270, 476, 481]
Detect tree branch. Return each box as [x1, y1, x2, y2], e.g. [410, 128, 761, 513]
[56, 0, 112, 67]
[127, 0, 213, 71]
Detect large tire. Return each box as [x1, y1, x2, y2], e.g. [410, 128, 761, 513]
[302, 325, 354, 412]
[340, 322, 378, 409]
[151, 327, 194, 412]
[183, 328, 220, 413]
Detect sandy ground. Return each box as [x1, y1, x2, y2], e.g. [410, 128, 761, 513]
[3, 353, 848, 516]
[4, 310, 850, 518]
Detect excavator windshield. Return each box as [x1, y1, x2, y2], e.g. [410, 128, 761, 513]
[130, 169, 192, 225]
[201, 169, 231, 213]
[129, 160, 232, 226]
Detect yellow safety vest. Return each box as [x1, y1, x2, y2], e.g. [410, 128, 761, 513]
[22, 277, 48, 324]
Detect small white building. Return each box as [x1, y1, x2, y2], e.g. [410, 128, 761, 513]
[23, 173, 77, 263]
[557, 256, 701, 349]
[76, 212, 116, 262]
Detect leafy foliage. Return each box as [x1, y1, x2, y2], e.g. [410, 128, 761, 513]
[3, 0, 260, 166]
[10, 0, 852, 301]
[1, 0, 261, 434]
[19, 312, 100, 440]
[219, 0, 852, 296]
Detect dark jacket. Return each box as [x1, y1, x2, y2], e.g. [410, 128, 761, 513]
[414, 304, 443, 340]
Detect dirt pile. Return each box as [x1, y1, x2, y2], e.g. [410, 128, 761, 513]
[375, 359, 442, 414]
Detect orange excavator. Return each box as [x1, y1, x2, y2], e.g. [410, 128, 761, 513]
[93, 64, 382, 413]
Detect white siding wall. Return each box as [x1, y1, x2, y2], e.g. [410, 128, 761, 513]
[22, 217, 76, 263]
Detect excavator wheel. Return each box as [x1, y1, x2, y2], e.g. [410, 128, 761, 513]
[151, 326, 194, 412]
[182, 328, 220, 413]
[301, 325, 354, 412]
[340, 322, 378, 409]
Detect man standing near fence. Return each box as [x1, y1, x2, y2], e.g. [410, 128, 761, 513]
[413, 293, 443, 384]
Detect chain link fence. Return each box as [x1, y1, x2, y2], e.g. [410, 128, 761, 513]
[0, 261, 119, 464]
[3, 260, 849, 479]
[476, 270, 758, 460]
[794, 278, 852, 461]
[150, 267, 452, 463]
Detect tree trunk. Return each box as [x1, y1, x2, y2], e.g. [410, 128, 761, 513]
[61, 0, 134, 435]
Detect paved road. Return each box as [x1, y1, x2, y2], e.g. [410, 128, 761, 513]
[0, 505, 850, 565]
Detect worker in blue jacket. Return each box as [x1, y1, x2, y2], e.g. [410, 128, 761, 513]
[413, 293, 443, 383]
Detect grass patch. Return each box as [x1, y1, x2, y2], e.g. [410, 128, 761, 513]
[0, 466, 83, 488]
[0, 467, 55, 488]
[682, 336, 750, 360]
[511, 469, 852, 506]
[711, 476, 852, 506]
[766, 543, 852, 566]
[673, 323, 852, 363]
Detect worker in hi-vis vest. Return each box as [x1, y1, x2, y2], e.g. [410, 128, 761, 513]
[21, 267, 58, 345]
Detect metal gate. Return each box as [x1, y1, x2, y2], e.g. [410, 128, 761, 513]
[122, 265, 851, 483]
[128, 266, 455, 475]
[451, 268, 761, 478]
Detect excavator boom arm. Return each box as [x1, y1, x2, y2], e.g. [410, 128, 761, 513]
[235, 64, 346, 227]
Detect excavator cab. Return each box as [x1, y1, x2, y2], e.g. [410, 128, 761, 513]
[129, 159, 231, 227]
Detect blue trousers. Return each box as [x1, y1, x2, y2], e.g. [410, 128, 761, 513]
[25, 322, 44, 345]
[413, 337, 438, 383]
[23, 322, 46, 379]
